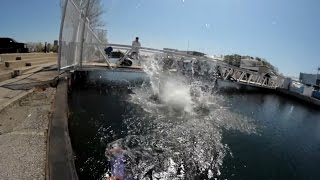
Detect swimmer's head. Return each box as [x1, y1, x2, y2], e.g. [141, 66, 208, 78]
[112, 143, 119, 148]
[109, 143, 123, 155]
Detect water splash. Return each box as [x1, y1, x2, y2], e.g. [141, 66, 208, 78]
[106, 55, 256, 179]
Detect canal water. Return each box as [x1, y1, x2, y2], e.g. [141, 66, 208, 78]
[69, 60, 320, 180]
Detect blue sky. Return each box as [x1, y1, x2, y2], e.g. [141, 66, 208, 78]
[1, 0, 319, 76]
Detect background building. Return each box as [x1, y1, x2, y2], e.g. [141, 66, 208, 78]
[53, 40, 58, 46]
[299, 73, 320, 85]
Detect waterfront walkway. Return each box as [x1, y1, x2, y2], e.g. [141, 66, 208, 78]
[0, 53, 58, 179]
[0, 88, 55, 179]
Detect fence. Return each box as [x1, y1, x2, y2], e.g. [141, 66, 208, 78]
[59, 0, 110, 70]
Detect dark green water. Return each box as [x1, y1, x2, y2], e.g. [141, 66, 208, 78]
[69, 83, 320, 180]
[220, 92, 320, 180]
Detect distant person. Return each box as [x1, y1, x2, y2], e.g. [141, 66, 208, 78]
[131, 37, 141, 63]
[44, 42, 47, 53]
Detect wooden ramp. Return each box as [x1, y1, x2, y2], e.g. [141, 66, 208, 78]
[0, 53, 57, 83]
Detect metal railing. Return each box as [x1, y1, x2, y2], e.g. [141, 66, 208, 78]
[217, 63, 284, 89]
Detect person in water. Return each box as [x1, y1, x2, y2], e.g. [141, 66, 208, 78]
[107, 143, 126, 180]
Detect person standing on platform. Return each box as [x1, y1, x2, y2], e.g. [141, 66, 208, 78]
[131, 37, 141, 65]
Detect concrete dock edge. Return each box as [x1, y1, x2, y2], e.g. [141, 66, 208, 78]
[276, 88, 320, 107]
[47, 79, 78, 180]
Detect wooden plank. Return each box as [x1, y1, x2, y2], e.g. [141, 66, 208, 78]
[0, 53, 57, 61]
[0, 71, 13, 82]
[23, 62, 57, 75]
[26, 59, 56, 66]
[13, 66, 39, 76]
[5, 58, 56, 68]
[0, 62, 57, 86]
[13, 61, 56, 75]
[4, 56, 57, 62]
[0, 62, 5, 69]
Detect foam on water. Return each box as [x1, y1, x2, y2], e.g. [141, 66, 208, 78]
[106, 55, 257, 179]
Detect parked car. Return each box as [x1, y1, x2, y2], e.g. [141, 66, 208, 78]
[0, 37, 29, 54]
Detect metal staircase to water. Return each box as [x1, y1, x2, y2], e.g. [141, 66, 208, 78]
[216, 63, 283, 89]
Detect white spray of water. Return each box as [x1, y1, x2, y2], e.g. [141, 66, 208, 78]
[142, 55, 193, 113]
[107, 54, 257, 179]
[159, 76, 193, 113]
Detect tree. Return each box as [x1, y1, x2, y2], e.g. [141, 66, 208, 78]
[47, 43, 52, 52]
[255, 57, 262, 61]
[35, 43, 44, 52]
[61, 0, 105, 29]
[223, 54, 279, 74]
[82, 0, 105, 28]
[261, 59, 279, 74]
[94, 29, 108, 43]
[223, 54, 241, 67]
[52, 45, 59, 53]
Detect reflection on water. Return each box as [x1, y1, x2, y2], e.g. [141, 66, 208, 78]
[69, 58, 320, 180]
